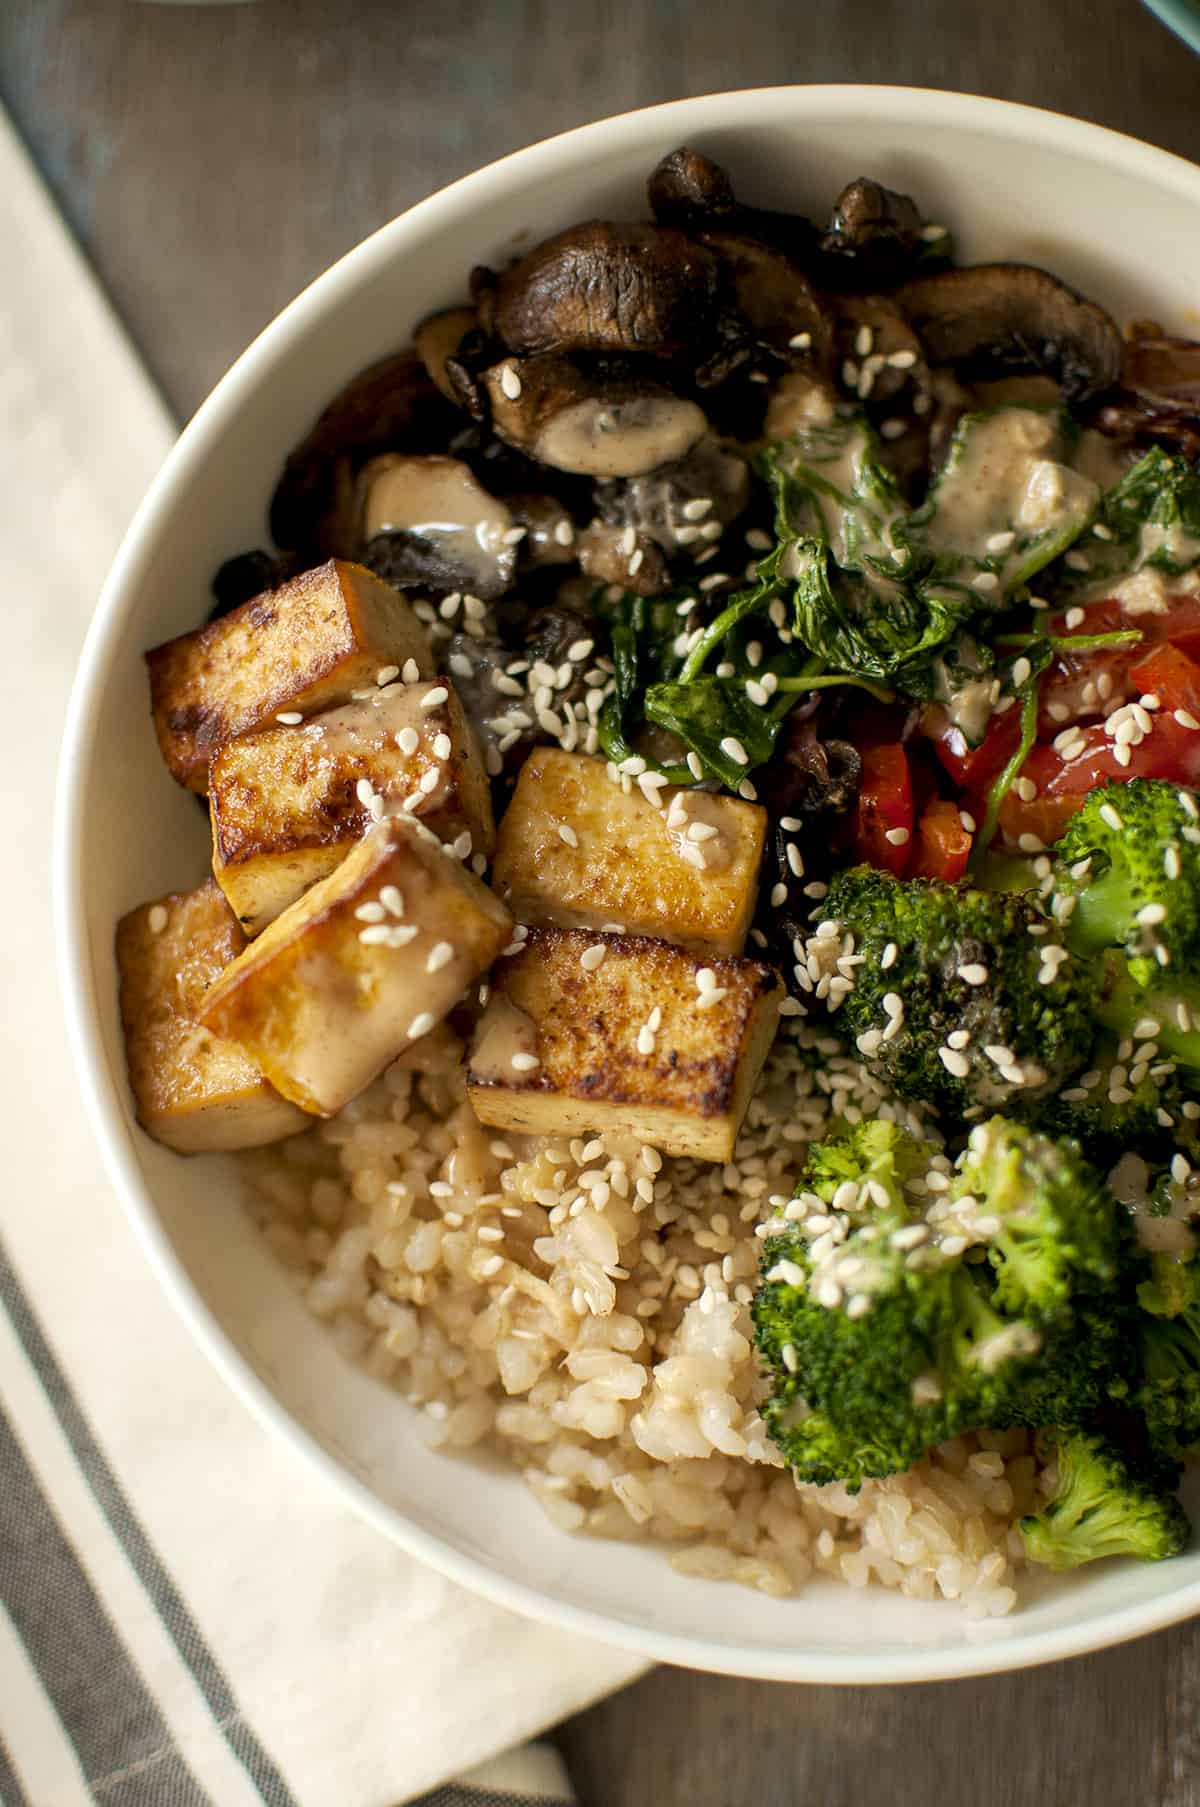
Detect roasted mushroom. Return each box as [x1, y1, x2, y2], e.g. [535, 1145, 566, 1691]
[577, 521, 668, 594]
[414, 306, 481, 403]
[481, 354, 708, 478]
[896, 264, 1122, 403]
[209, 548, 302, 621]
[503, 493, 579, 566]
[1090, 333, 1200, 459]
[699, 229, 832, 371]
[355, 453, 518, 600]
[820, 177, 925, 289]
[647, 146, 736, 226]
[832, 294, 927, 407]
[269, 350, 458, 557]
[493, 222, 719, 361]
[592, 433, 750, 557]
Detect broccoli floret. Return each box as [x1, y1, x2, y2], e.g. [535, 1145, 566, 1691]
[1031, 1036, 1200, 1170]
[753, 1118, 1133, 1489]
[818, 866, 1094, 1116]
[1093, 950, 1200, 1079]
[954, 1118, 1129, 1315]
[1056, 780, 1200, 984]
[1019, 1429, 1188, 1570]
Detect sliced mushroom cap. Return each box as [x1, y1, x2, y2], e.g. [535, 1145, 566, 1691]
[503, 493, 579, 566]
[820, 177, 924, 289]
[269, 350, 458, 556]
[647, 146, 736, 226]
[494, 222, 719, 360]
[414, 306, 481, 403]
[593, 433, 750, 556]
[699, 229, 832, 367]
[482, 354, 708, 479]
[578, 520, 668, 594]
[355, 453, 517, 600]
[832, 294, 927, 406]
[896, 263, 1122, 403]
[1122, 332, 1200, 403]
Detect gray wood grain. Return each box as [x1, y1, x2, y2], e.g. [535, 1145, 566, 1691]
[4, 1, 1200, 1801]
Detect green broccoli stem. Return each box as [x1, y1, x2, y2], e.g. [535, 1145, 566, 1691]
[973, 679, 1042, 860]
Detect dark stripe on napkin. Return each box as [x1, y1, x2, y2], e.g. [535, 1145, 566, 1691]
[0, 1399, 210, 1805]
[0, 1735, 33, 1807]
[0, 1239, 299, 1807]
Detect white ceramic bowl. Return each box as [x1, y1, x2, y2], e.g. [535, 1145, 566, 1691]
[56, 86, 1200, 1682]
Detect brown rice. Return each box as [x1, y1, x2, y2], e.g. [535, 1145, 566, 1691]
[243, 1022, 1051, 1616]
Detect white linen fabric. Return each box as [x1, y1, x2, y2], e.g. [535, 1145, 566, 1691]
[0, 103, 644, 1807]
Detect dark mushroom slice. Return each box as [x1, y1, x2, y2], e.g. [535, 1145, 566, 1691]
[414, 306, 481, 403]
[481, 354, 708, 479]
[647, 146, 737, 226]
[820, 177, 924, 290]
[208, 548, 302, 621]
[1122, 332, 1200, 403]
[354, 453, 518, 601]
[832, 294, 927, 407]
[592, 433, 750, 558]
[699, 229, 833, 369]
[896, 263, 1122, 403]
[269, 350, 459, 558]
[577, 521, 668, 595]
[493, 222, 719, 360]
[503, 493, 579, 566]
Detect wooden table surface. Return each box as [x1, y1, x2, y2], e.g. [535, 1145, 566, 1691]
[5, 1, 1200, 1801]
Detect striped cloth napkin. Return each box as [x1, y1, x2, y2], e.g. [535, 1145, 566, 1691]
[0, 102, 644, 1807]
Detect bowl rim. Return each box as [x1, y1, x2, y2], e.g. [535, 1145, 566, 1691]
[54, 83, 1200, 1684]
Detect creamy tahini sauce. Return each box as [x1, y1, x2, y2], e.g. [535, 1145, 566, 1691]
[536, 396, 708, 479]
[924, 409, 1098, 573]
[470, 996, 541, 1083]
[359, 454, 515, 595]
[1081, 518, 1200, 614]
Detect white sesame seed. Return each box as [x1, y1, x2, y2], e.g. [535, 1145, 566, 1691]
[275, 710, 303, 725]
[884, 826, 910, 847]
[883, 992, 904, 1018]
[938, 1047, 971, 1078]
[719, 736, 749, 766]
[499, 362, 522, 399]
[1177, 710, 1200, 731]
[786, 842, 805, 876]
[958, 964, 989, 986]
[973, 572, 1001, 596]
[1138, 903, 1167, 925]
[789, 331, 812, 350]
[1011, 657, 1032, 688]
[637, 1027, 656, 1055]
[1065, 606, 1086, 630]
[880, 419, 907, 440]
[418, 768, 440, 794]
[580, 943, 607, 972]
[147, 904, 168, 934]
[511, 1051, 540, 1072]
[1017, 833, 1045, 854]
[879, 943, 898, 972]
[959, 810, 976, 833]
[421, 686, 449, 709]
[770, 882, 788, 907]
[426, 941, 454, 973]
[407, 1012, 436, 1038]
[699, 571, 730, 593]
[557, 823, 579, 848]
[985, 530, 1015, 554]
[696, 988, 730, 1011]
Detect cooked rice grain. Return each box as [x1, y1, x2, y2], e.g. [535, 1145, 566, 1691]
[242, 1026, 1036, 1615]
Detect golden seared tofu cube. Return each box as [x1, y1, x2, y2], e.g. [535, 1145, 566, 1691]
[491, 748, 766, 957]
[116, 880, 309, 1153]
[209, 681, 494, 936]
[467, 926, 782, 1162]
[197, 818, 512, 1116]
[146, 559, 434, 792]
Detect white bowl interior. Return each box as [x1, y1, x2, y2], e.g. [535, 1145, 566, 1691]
[58, 87, 1200, 1681]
